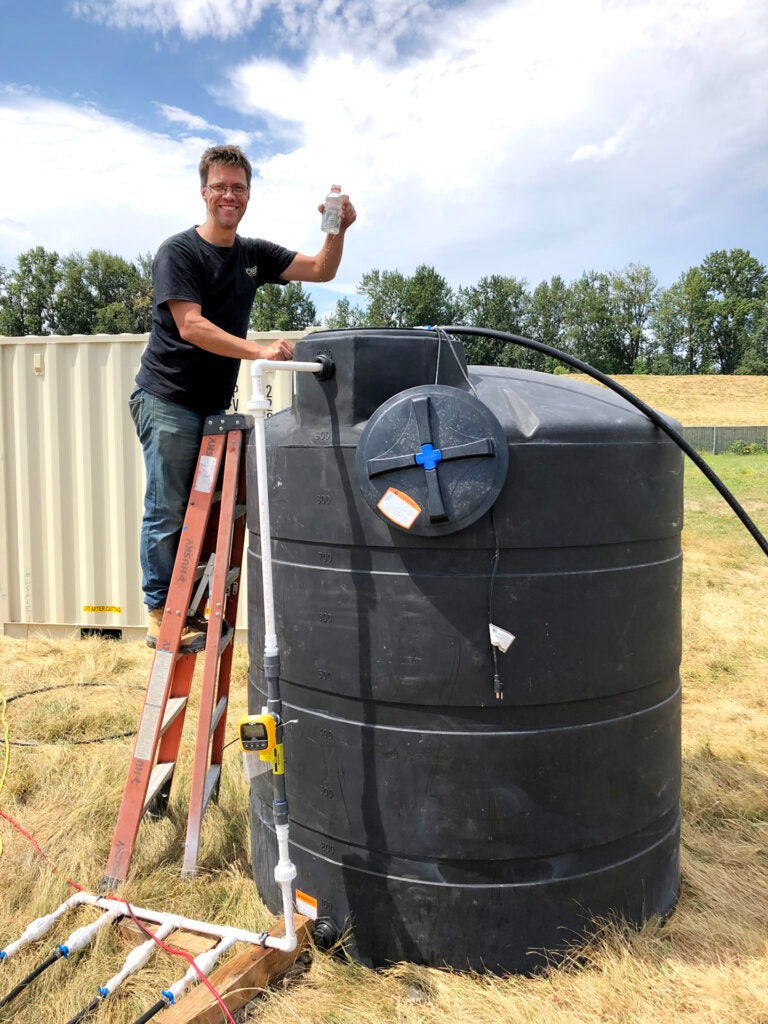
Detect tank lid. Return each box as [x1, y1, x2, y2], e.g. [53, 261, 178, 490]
[356, 384, 509, 536]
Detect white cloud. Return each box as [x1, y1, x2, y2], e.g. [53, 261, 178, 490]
[570, 109, 651, 164]
[155, 103, 258, 149]
[0, 87, 205, 263]
[1, 0, 766, 294]
[71, 0, 433, 48]
[71, 0, 272, 40]
[225, 0, 768, 283]
[156, 104, 212, 132]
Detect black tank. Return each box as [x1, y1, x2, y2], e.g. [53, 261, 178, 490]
[247, 329, 682, 973]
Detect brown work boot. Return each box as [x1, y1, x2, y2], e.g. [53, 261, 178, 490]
[146, 608, 207, 653]
[188, 610, 234, 648]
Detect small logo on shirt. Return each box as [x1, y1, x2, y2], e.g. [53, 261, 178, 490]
[245, 265, 258, 277]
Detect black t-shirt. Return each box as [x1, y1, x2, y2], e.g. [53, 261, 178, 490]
[136, 227, 296, 414]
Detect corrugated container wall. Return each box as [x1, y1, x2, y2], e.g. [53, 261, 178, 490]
[1, 331, 304, 639]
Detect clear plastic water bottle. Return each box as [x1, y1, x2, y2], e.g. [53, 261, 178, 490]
[321, 184, 342, 234]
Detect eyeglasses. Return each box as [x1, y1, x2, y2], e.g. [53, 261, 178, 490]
[205, 183, 249, 196]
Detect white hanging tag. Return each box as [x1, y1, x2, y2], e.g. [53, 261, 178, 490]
[489, 623, 515, 653]
[242, 750, 271, 780]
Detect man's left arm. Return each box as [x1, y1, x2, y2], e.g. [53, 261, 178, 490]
[281, 195, 357, 284]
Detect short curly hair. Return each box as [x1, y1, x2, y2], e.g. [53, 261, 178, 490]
[199, 145, 252, 189]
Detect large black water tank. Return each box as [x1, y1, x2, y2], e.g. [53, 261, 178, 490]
[247, 329, 682, 973]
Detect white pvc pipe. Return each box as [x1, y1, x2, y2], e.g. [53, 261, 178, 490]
[251, 358, 329, 377]
[58, 908, 123, 957]
[84, 895, 297, 953]
[273, 823, 298, 949]
[0, 892, 90, 961]
[246, 356, 326, 953]
[162, 934, 239, 1005]
[249, 372, 277, 654]
[249, 358, 325, 657]
[98, 920, 176, 997]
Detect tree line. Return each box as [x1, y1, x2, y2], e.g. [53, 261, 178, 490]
[2, 246, 766, 375]
[0, 247, 154, 336]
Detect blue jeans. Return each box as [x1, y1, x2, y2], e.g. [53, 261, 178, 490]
[129, 387, 215, 610]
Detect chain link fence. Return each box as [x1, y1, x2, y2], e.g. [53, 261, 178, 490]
[681, 425, 768, 454]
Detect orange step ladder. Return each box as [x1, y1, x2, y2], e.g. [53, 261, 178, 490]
[101, 413, 251, 890]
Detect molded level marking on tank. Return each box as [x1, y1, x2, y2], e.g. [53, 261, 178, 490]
[280, 683, 680, 736]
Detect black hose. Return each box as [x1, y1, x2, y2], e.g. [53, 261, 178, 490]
[439, 326, 768, 560]
[0, 949, 62, 1008]
[64, 995, 101, 1024]
[131, 998, 168, 1024]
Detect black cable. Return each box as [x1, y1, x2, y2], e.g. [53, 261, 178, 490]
[488, 505, 503, 700]
[4, 682, 144, 704]
[3, 681, 145, 746]
[7, 733, 136, 748]
[439, 325, 768, 560]
[3, 680, 242, 752]
[131, 998, 168, 1024]
[0, 949, 62, 1008]
[64, 995, 101, 1024]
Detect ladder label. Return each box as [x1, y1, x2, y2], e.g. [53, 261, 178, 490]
[134, 651, 174, 761]
[194, 455, 218, 494]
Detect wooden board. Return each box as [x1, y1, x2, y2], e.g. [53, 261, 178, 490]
[154, 915, 313, 1024]
[119, 920, 218, 957]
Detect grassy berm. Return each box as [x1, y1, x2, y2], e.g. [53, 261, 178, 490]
[0, 377, 766, 1024]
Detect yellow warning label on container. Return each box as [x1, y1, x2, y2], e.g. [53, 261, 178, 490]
[377, 487, 421, 529]
[82, 605, 122, 614]
[295, 889, 319, 920]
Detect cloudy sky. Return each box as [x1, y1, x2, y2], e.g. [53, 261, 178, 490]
[1, 0, 767, 318]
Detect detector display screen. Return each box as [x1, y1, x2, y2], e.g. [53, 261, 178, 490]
[239, 719, 269, 751]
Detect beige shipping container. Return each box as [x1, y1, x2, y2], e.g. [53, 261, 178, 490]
[0, 331, 311, 641]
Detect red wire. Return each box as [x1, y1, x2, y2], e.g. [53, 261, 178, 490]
[1, 807, 237, 1023]
[0, 808, 83, 891]
[117, 900, 237, 1024]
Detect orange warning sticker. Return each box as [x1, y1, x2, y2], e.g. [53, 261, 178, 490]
[295, 889, 318, 920]
[377, 487, 421, 529]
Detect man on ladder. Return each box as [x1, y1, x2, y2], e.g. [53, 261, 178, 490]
[130, 144, 357, 649]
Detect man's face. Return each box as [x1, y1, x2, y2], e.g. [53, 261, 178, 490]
[201, 163, 250, 231]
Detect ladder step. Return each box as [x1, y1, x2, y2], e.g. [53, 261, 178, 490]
[144, 763, 175, 814]
[161, 697, 187, 736]
[218, 625, 234, 655]
[202, 765, 221, 816]
[193, 565, 239, 595]
[210, 696, 228, 737]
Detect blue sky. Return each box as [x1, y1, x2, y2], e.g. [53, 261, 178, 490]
[1, 0, 767, 320]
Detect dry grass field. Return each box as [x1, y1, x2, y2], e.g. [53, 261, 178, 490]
[571, 374, 768, 426]
[0, 376, 766, 1024]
